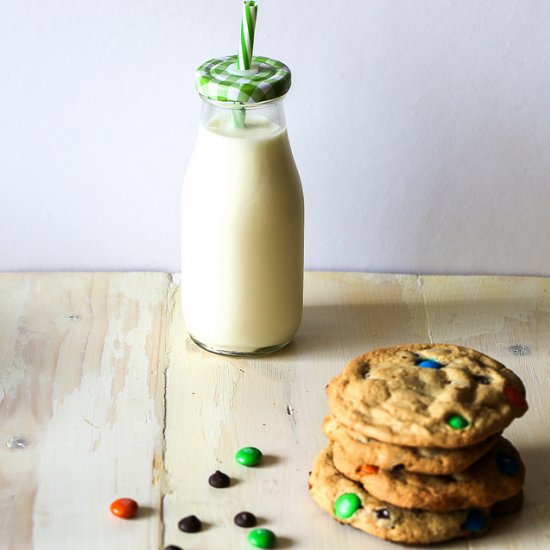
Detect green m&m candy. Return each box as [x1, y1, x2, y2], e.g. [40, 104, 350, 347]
[247, 528, 276, 548]
[334, 493, 362, 519]
[447, 413, 469, 430]
[235, 446, 263, 467]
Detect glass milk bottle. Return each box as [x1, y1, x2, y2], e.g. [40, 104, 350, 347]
[181, 55, 304, 356]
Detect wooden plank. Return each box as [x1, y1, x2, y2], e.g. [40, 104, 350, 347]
[0, 273, 171, 550]
[162, 272, 432, 549]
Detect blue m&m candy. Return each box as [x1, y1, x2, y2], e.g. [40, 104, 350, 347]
[497, 453, 519, 476]
[461, 509, 487, 532]
[416, 359, 443, 369]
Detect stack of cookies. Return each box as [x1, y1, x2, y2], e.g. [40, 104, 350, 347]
[308, 344, 528, 545]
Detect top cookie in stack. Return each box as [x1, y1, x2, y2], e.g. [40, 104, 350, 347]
[326, 344, 527, 449]
[309, 343, 528, 545]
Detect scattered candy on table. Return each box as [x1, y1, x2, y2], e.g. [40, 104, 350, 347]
[110, 498, 138, 519]
[208, 470, 231, 488]
[247, 528, 277, 548]
[236, 446, 263, 467]
[178, 514, 202, 533]
[234, 511, 257, 528]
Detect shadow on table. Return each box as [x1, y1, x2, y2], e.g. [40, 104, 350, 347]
[273, 536, 295, 548]
[135, 506, 156, 520]
[517, 443, 550, 508]
[279, 302, 420, 360]
[277, 296, 549, 359]
[482, 442, 550, 543]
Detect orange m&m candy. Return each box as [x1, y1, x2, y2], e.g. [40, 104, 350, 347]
[356, 464, 379, 476]
[110, 498, 139, 519]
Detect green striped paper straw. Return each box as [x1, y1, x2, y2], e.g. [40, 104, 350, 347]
[238, 1, 258, 70]
[233, 1, 258, 128]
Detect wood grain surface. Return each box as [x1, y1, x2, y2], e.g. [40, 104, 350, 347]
[0, 273, 171, 550]
[1, 272, 549, 549]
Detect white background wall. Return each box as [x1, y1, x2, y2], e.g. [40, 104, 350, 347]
[1, 0, 549, 275]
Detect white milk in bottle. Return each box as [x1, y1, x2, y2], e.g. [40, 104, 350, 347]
[181, 54, 304, 356]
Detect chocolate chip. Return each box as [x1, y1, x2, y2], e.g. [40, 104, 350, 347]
[165, 546, 183, 550]
[208, 470, 230, 488]
[178, 515, 201, 533]
[392, 463, 405, 472]
[375, 508, 390, 520]
[441, 475, 456, 483]
[474, 374, 491, 385]
[234, 511, 257, 528]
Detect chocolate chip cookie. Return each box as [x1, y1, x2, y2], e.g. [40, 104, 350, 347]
[308, 445, 493, 544]
[326, 344, 528, 448]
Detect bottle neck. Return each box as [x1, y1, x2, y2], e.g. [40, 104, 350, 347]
[200, 97, 287, 132]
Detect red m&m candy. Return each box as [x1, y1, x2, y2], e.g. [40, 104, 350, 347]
[504, 385, 526, 408]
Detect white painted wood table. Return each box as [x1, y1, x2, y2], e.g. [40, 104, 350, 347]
[1, 272, 549, 550]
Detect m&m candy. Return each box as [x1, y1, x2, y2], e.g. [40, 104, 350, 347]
[334, 493, 362, 519]
[461, 509, 487, 532]
[236, 446, 263, 467]
[416, 359, 443, 369]
[504, 385, 526, 408]
[447, 414, 469, 430]
[110, 498, 138, 519]
[247, 528, 277, 548]
[497, 453, 519, 476]
[357, 464, 379, 476]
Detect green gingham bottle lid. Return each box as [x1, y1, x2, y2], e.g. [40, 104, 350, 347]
[195, 54, 291, 104]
